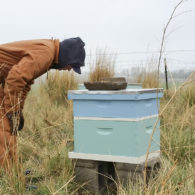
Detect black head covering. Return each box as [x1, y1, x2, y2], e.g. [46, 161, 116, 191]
[52, 37, 86, 74]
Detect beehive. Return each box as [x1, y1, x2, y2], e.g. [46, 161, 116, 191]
[68, 88, 163, 163]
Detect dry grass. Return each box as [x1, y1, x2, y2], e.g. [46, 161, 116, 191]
[0, 67, 194, 194]
[88, 49, 115, 82]
[40, 70, 78, 105]
[119, 75, 195, 194]
[134, 63, 159, 88]
[160, 83, 195, 162]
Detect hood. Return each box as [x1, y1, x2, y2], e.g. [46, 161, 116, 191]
[51, 37, 85, 74]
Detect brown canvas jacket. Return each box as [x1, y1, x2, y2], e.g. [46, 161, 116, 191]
[0, 39, 59, 113]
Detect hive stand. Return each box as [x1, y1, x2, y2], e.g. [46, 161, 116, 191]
[73, 154, 160, 194]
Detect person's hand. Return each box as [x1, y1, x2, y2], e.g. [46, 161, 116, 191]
[6, 112, 24, 135]
[18, 112, 24, 131]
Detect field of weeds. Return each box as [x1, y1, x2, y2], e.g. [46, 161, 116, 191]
[0, 68, 194, 195]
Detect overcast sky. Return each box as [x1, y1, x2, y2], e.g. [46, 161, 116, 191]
[0, 0, 195, 72]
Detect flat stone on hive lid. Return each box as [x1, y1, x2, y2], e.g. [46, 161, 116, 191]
[102, 77, 126, 83]
[84, 77, 127, 90]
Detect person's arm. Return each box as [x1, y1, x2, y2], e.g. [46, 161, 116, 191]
[4, 46, 54, 114]
[20, 80, 34, 110]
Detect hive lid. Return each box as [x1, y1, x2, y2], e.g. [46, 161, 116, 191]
[69, 88, 163, 94]
[68, 88, 164, 100]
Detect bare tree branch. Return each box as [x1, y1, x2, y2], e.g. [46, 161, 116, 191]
[144, 0, 186, 191]
[173, 9, 195, 18]
[157, 0, 185, 79]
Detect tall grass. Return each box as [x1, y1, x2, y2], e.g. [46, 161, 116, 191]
[134, 63, 159, 88]
[41, 70, 78, 105]
[161, 83, 195, 162]
[88, 49, 115, 82]
[119, 74, 195, 194]
[0, 66, 194, 194]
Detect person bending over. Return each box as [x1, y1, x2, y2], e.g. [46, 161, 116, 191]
[0, 37, 85, 169]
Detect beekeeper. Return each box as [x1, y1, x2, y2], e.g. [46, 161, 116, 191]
[0, 37, 86, 169]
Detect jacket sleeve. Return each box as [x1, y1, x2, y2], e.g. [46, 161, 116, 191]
[3, 46, 54, 114]
[20, 80, 34, 109]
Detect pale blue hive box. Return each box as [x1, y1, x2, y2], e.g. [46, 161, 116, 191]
[68, 89, 163, 163]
